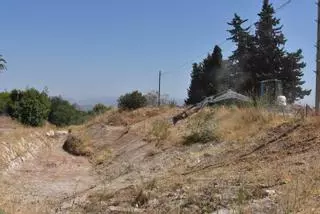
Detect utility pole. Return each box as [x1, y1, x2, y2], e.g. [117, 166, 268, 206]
[316, 0, 320, 115]
[158, 70, 162, 107]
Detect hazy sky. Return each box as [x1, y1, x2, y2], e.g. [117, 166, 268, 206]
[0, 0, 316, 104]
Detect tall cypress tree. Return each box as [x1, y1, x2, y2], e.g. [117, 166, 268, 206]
[185, 63, 206, 105]
[204, 45, 223, 96]
[185, 45, 223, 105]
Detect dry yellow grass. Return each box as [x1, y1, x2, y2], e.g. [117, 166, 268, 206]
[145, 106, 292, 147]
[214, 106, 290, 143]
[85, 106, 177, 128]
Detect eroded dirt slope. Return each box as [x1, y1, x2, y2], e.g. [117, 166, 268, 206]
[1, 109, 320, 214]
[0, 132, 98, 214]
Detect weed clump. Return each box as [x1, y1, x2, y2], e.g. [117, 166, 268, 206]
[183, 110, 218, 145]
[147, 119, 171, 145]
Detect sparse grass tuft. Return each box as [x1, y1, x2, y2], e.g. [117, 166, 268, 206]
[92, 149, 112, 165]
[147, 119, 171, 145]
[132, 188, 149, 207]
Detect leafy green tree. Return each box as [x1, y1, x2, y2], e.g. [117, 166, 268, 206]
[92, 103, 111, 115]
[8, 88, 51, 126]
[118, 90, 147, 110]
[0, 92, 10, 114]
[49, 96, 88, 127]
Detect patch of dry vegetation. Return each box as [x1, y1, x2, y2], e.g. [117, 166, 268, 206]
[146, 119, 171, 145]
[182, 110, 218, 145]
[62, 134, 93, 156]
[144, 106, 291, 147]
[87, 107, 176, 127]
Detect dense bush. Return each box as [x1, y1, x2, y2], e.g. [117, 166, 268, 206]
[91, 103, 111, 115]
[118, 90, 147, 110]
[49, 96, 88, 127]
[8, 88, 51, 126]
[0, 92, 10, 114]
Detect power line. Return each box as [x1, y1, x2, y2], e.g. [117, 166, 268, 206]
[276, 0, 292, 11]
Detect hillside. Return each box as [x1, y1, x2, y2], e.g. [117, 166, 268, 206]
[0, 107, 319, 214]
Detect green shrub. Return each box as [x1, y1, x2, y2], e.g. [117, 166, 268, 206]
[118, 90, 147, 110]
[8, 88, 51, 126]
[92, 103, 111, 115]
[0, 92, 10, 114]
[183, 111, 218, 145]
[49, 96, 88, 127]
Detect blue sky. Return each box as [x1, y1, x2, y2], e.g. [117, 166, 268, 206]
[0, 0, 316, 105]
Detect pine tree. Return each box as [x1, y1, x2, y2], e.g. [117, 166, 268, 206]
[227, 14, 255, 93]
[253, 1, 310, 102]
[280, 49, 311, 103]
[254, 2, 286, 82]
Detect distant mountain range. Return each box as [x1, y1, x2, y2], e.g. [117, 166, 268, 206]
[66, 96, 185, 111]
[73, 97, 118, 110]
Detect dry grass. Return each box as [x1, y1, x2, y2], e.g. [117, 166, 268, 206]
[213, 106, 290, 143]
[86, 107, 175, 127]
[155, 106, 291, 147]
[91, 149, 112, 165]
[146, 119, 171, 145]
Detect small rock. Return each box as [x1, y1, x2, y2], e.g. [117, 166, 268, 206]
[265, 189, 276, 196]
[46, 130, 55, 137]
[148, 199, 159, 206]
[55, 130, 69, 136]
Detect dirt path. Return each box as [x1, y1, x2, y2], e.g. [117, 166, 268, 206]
[0, 136, 98, 214]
